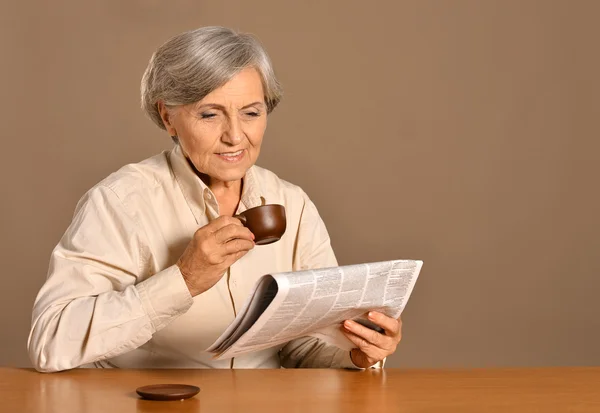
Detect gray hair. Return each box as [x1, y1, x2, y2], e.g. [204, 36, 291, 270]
[141, 26, 283, 130]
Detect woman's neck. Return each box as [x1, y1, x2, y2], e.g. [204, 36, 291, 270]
[208, 177, 242, 199]
[187, 157, 243, 216]
[202, 174, 243, 217]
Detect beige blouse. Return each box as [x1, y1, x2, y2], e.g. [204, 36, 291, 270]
[27, 144, 360, 372]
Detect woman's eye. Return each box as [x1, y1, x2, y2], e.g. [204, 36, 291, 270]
[201, 113, 217, 119]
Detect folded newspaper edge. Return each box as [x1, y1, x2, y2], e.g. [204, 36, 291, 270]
[206, 259, 423, 359]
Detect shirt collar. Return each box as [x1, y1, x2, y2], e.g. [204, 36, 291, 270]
[168, 144, 266, 224]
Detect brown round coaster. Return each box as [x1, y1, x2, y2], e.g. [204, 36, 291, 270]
[136, 384, 200, 401]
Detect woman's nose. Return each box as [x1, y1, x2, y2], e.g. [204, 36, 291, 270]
[222, 117, 244, 145]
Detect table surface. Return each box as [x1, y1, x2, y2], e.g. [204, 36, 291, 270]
[1, 367, 599, 412]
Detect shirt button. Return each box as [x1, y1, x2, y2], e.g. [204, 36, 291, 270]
[205, 192, 212, 200]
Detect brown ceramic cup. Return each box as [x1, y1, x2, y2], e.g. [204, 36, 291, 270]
[235, 204, 286, 245]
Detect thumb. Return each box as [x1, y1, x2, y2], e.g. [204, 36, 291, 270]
[350, 349, 375, 369]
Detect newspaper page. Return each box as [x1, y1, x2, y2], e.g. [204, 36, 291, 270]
[208, 259, 423, 359]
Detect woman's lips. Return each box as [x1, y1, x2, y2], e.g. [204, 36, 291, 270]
[216, 149, 245, 163]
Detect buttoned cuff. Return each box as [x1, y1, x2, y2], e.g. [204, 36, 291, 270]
[136, 264, 194, 333]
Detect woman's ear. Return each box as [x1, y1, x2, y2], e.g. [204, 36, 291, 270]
[158, 101, 178, 136]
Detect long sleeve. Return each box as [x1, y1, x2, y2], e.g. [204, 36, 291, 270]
[27, 185, 193, 373]
[279, 192, 361, 369]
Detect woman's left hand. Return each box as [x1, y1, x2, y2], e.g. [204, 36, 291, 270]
[341, 312, 403, 368]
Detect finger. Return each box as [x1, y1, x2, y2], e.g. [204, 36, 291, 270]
[207, 216, 244, 233]
[367, 312, 401, 337]
[214, 224, 255, 244]
[343, 320, 389, 348]
[224, 248, 251, 266]
[350, 348, 377, 369]
[341, 330, 386, 363]
[222, 239, 255, 255]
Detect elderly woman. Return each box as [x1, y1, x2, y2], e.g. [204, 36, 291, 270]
[27, 26, 402, 372]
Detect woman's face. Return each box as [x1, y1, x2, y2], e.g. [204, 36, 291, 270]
[160, 67, 268, 184]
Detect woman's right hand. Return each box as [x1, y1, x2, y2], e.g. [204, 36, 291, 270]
[177, 216, 255, 296]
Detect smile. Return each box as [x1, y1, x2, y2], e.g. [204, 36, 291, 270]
[216, 150, 245, 162]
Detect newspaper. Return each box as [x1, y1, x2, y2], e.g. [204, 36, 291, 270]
[206, 259, 423, 359]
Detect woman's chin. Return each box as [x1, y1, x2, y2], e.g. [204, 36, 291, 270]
[210, 165, 250, 183]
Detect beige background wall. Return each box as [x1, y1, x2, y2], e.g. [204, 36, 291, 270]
[1, 0, 599, 369]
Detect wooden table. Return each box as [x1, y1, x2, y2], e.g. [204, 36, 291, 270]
[1, 367, 599, 412]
